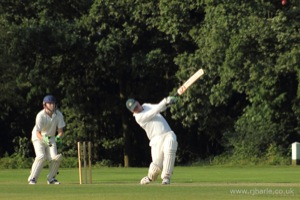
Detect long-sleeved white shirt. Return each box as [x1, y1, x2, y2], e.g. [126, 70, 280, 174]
[134, 99, 172, 141]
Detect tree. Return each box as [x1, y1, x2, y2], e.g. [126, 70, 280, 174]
[190, 0, 300, 161]
[1, 0, 300, 166]
[83, 0, 178, 166]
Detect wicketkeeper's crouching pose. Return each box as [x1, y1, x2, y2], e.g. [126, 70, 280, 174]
[126, 97, 178, 185]
[28, 95, 65, 185]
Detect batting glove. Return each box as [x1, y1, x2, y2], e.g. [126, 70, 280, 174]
[166, 96, 177, 106]
[43, 135, 52, 146]
[55, 135, 62, 148]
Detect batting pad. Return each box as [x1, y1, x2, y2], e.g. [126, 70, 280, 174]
[148, 163, 162, 181]
[28, 155, 46, 181]
[47, 154, 62, 180]
[161, 137, 178, 180]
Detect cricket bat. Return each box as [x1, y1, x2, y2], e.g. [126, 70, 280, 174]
[176, 68, 204, 95]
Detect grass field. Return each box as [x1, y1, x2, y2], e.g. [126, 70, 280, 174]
[1, 166, 300, 200]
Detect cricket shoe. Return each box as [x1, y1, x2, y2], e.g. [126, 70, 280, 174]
[162, 178, 170, 185]
[140, 176, 152, 185]
[47, 178, 60, 184]
[28, 178, 36, 185]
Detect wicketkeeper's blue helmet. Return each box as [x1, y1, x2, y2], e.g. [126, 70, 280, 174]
[43, 95, 56, 104]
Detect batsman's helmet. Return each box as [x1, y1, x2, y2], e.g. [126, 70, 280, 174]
[43, 95, 56, 104]
[126, 98, 138, 112]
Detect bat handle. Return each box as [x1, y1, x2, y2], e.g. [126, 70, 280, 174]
[171, 92, 179, 97]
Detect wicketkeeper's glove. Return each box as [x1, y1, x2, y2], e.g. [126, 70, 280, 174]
[43, 135, 52, 147]
[55, 135, 62, 148]
[166, 96, 177, 106]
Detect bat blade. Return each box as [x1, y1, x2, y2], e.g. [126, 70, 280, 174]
[177, 69, 204, 95]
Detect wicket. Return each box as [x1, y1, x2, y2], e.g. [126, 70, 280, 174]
[77, 141, 92, 184]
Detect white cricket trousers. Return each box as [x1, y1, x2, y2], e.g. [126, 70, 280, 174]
[33, 138, 58, 160]
[150, 131, 178, 180]
[28, 138, 61, 182]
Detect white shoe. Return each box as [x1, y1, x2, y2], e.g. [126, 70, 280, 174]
[47, 178, 60, 184]
[140, 176, 152, 185]
[162, 178, 170, 185]
[28, 178, 36, 185]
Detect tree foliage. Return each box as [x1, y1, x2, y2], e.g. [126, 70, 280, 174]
[1, 0, 300, 166]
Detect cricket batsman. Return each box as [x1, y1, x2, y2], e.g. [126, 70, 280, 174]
[28, 95, 65, 184]
[126, 96, 178, 185]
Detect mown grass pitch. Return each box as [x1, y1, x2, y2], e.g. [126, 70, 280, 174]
[0, 166, 300, 200]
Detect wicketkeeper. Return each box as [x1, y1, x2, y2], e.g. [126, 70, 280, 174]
[126, 97, 178, 185]
[28, 95, 65, 184]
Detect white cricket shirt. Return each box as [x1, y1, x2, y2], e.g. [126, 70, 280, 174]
[133, 99, 172, 141]
[31, 109, 65, 141]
